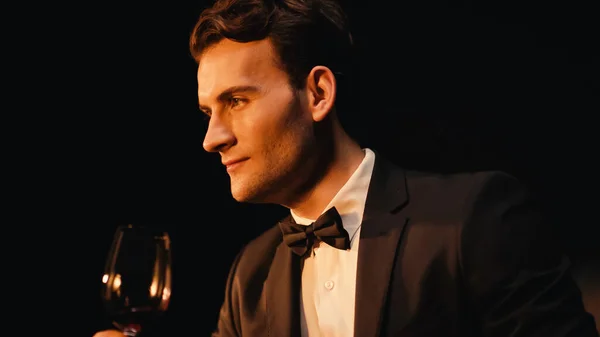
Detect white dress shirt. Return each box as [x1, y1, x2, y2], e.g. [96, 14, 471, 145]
[291, 148, 376, 337]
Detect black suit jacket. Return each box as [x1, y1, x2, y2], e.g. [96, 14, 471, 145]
[212, 153, 598, 336]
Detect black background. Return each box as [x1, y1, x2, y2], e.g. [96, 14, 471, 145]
[13, 0, 597, 335]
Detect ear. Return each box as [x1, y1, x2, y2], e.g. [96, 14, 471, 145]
[305, 66, 337, 122]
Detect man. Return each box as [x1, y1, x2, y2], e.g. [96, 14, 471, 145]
[95, 0, 598, 336]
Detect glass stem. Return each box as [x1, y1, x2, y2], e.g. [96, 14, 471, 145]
[113, 322, 142, 337]
[122, 325, 140, 336]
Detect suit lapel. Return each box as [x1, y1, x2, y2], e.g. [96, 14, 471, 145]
[354, 153, 410, 337]
[265, 219, 302, 337]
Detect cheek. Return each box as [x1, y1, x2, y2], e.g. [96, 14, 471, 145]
[237, 90, 310, 155]
[244, 96, 304, 140]
[235, 112, 281, 149]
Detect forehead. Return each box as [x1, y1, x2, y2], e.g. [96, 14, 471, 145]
[196, 39, 283, 96]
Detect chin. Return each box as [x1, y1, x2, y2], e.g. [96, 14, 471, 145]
[230, 189, 246, 202]
[230, 186, 271, 204]
[232, 193, 264, 204]
[230, 185, 256, 203]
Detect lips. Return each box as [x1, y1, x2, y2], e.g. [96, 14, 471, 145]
[223, 158, 248, 172]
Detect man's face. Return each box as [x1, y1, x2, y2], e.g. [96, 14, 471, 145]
[197, 38, 317, 204]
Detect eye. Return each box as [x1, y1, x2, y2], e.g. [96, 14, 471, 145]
[230, 97, 246, 109]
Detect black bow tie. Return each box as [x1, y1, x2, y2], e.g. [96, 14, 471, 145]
[279, 206, 350, 257]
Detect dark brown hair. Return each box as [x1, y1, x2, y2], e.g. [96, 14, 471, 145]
[189, 0, 354, 91]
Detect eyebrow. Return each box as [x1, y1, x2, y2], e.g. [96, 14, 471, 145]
[198, 85, 261, 111]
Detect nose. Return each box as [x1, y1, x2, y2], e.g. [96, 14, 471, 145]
[202, 114, 236, 153]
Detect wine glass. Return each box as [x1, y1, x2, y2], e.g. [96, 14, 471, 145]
[101, 224, 172, 336]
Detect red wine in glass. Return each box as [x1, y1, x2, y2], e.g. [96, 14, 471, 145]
[101, 224, 172, 336]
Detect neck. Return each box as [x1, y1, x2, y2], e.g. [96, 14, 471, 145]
[286, 117, 365, 219]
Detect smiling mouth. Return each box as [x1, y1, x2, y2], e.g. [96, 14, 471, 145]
[225, 158, 248, 172]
